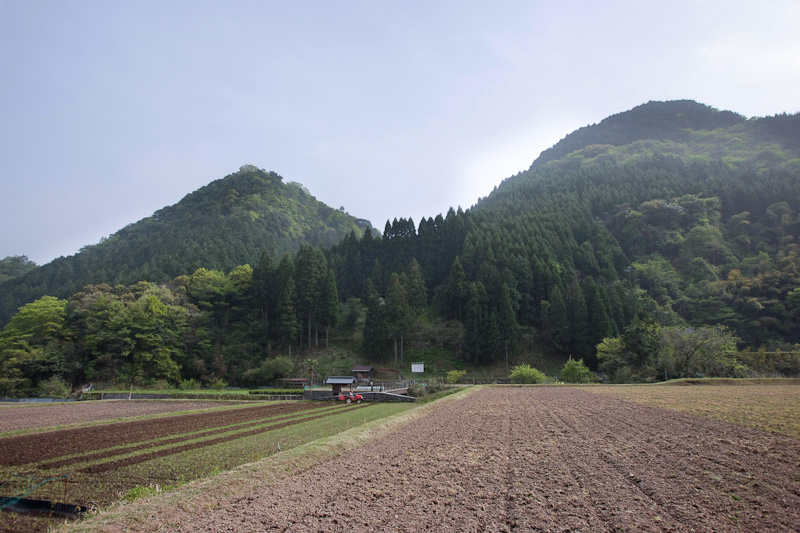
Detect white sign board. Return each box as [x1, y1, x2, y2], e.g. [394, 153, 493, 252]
[411, 362, 424, 373]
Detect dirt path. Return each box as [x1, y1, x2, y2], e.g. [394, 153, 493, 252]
[79, 387, 800, 532]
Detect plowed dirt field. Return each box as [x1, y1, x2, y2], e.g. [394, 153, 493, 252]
[0, 400, 242, 433]
[80, 387, 800, 532]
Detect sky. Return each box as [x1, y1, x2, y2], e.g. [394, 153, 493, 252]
[1, 0, 799, 265]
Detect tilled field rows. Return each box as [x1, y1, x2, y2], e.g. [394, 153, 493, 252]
[0, 400, 243, 433]
[0, 402, 330, 467]
[158, 387, 800, 532]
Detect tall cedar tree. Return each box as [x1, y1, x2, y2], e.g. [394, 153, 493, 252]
[385, 272, 413, 363]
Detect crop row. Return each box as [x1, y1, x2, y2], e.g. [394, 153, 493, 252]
[0, 400, 414, 520]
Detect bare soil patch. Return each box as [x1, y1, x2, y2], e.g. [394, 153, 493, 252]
[76, 387, 800, 532]
[0, 400, 243, 433]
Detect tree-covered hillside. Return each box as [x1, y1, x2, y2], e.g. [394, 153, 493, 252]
[0, 256, 37, 284]
[326, 101, 800, 375]
[3, 101, 800, 396]
[0, 165, 369, 326]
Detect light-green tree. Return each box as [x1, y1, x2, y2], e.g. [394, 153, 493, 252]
[560, 357, 595, 383]
[509, 364, 548, 384]
[445, 369, 467, 385]
[0, 295, 68, 396]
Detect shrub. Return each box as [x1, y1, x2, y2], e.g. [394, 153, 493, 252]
[560, 357, 596, 383]
[37, 375, 72, 399]
[509, 364, 548, 384]
[408, 379, 448, 397]
[179, 378, 202, 390]
[207, 377, 228, 390]
[445, 370, 467, 384]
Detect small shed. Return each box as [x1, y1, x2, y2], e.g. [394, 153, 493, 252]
[325, 376, 356, 396]
[352, 365, 375, 382]
[277, 378, 307, 389]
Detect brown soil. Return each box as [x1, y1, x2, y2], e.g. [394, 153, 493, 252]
[0, 400, 243, 433]
[83, 386, 800, 532]
[0, 402, 327, 466]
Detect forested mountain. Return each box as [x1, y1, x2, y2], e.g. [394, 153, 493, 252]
[3, 100, 800, 396]
[325, 100, 800, 376]
[0, 165, 369, 325]
[0, 256, 37, 285]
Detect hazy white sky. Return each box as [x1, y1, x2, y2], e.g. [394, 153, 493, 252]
[2, 0, 799, 265]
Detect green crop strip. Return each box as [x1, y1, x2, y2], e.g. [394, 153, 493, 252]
[110, 403, 414, 485]
[29, 404, 344, 470]
[41, 403, 413, 506]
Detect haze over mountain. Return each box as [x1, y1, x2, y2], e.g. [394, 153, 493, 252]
[2, 100, 799, 395]
[3, 2, 799, 267]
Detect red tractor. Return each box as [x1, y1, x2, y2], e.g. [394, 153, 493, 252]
[338, 391, 363, 404]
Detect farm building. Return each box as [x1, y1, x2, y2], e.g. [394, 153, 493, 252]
[352, 365, 375, 382]
[325, 376, 355, 396]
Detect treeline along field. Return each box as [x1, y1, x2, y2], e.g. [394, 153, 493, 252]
[2, 102, 800, 398]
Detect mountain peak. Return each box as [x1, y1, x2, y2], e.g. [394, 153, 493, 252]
[532, 100, 746, 168]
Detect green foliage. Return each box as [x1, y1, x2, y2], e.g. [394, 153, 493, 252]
[509, 364, 548, 384]
[660, 325, 743, 378]
[3, 103, 800, 390]
[178, 378, 202, 390]
[412, 386, 465, 404]
[407, 378, 449, 398]
[0, 295, 69, 396]
[207, 377, 228, 390]
[37, 375, 73, 398]
[600, 322, 744, 382]
[0, 255, 37, 284]
[445, 369, 467, 384]
[560, 357, 595, 383]
[124, 483, 177, 502]
[0, 166, 366, 326]
[241, 355, 295, 386]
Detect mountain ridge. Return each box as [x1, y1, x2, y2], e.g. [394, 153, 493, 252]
[2, 99, 800, 392]
[0, 165, 370, 324]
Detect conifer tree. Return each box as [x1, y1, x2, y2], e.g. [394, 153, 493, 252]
[498, 282, 520, 371]
[253, 251, 275, 345]
[277, 276, 300, 354]
[404, 258, 427, 313]
[294, 245, 327, 346]
[385, 273, 412, 363]
[317, 268, 339, 348]
[445, 257, 468, 321]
